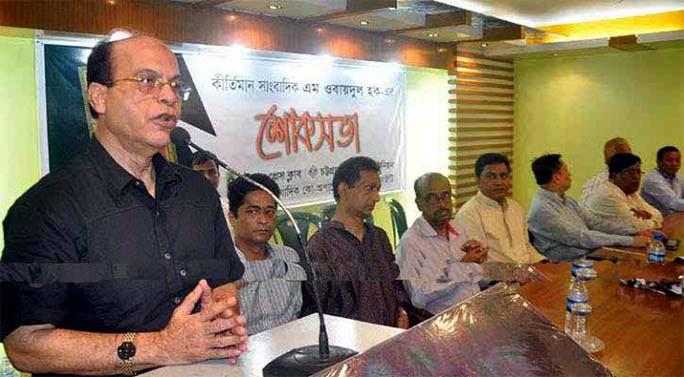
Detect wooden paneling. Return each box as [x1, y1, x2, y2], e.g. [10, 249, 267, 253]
[0, 0, 448, 69]
[448, 47, 514, 205]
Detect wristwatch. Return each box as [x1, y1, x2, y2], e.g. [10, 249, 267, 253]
[117, 332, 137, 376]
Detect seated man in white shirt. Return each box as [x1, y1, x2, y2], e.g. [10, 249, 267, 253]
[581, 137, 631, 205]
[396, 173, 486, 316]
[585, 153, 663, 231]
[641, 146, 684, 216]
[228, 173, 307, 334]
[455, 153, 544, 263]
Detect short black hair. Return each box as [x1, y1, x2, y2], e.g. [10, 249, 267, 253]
[475, 153, 510, 178]
[86, 40, 114, 119]
[228, 173, 280, 217]
[608, 153, 641, 177]
[531, 154, 563, 185]
[332, 156, 380, 201]
[657, 146, 680, 162]
[191, 151, 217, 167]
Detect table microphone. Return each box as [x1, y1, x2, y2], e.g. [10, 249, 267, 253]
[170, 127, 357, 376]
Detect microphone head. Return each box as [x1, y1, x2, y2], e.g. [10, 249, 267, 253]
[170, 127, 191, 147]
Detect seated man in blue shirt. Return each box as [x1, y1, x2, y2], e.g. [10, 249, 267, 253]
[641, 146, 684, 216]
[527, 154, 650, 262]
[228, 174, 307, 334]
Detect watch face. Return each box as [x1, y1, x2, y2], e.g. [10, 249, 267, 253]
[118, 341, 136, 360]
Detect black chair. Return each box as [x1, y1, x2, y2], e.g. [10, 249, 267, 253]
[386, 198, 408, 246]
[274, 212, 324, 254]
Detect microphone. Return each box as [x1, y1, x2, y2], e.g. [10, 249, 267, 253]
[170, 127, 357, 376]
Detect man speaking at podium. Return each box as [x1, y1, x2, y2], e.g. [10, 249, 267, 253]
[0, 31, 246, 376]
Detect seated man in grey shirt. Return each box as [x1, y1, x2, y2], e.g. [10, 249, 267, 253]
[527, 154, 650, 262]
[228, 174, 307, 334]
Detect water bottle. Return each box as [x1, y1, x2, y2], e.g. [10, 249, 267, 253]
[571, 259, 593, 278]
[571, 303, 591, 341]
[647, 233, 666, 264]
[564, 269, 590, 335]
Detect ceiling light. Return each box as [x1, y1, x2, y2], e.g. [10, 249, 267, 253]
[428, 33, 439, 38]
[226, 14, 237, 22]
[384, 38, 396, 44]
[360, 20, 370, 26]
[316, 27, 325, 33]
[480, 42, 488, 48]
[106, 0, 116, 4]
[268, 4, 283, 10]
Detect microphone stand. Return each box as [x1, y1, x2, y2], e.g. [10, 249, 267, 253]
[178, 135, 357, 376]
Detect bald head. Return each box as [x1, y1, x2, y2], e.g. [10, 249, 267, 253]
[414, 173, 450, 198]
[603, 137, 631, 164]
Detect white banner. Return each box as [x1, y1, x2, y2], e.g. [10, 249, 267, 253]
[181, 52, 405, 206]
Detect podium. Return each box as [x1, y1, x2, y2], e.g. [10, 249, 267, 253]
[140, 314, 403, 377]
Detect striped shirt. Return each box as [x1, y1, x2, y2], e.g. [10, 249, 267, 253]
[396, 217, 482, 315]
[581, 170, 608, 206]
[641, 168, 684, 216]
[236, 243, 306, 334]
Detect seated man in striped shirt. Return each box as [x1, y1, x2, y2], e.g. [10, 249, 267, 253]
[396, 173, 487, 316]
[228, 174, 307, 334]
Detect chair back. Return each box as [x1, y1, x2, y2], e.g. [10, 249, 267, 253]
[275, 212, 324, 254]
[387, 198, 408, 246]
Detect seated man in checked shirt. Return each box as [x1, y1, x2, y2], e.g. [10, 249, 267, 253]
[396, 173, 487, 316]
[228, 174, 307, 334]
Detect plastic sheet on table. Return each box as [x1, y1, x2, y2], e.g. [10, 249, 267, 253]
[315, 283, 613, 377]
[482, 262, 550, 284]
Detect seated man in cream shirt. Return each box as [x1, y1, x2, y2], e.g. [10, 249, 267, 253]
[585, 153, 663, 231]
[456, 153, 544, 264]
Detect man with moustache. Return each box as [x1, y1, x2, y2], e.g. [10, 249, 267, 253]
[0, 31, 246, 376]
[396, 173, 486, 316]
[528, 154, 650, 262]
[586, 153, 663, 231]
[306, 156, 409, 328]
[641, 146, 684, 216]
[455, 154, 543, 263]
[227, 174, 306, 334]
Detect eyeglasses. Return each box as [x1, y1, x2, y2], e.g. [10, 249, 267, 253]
[421, 191, 453, 205]
[105, 76, 192, 102]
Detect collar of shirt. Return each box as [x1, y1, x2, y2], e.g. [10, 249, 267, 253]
[235, 243, 274, 262]
[417, 216, 459, 238]
[656, 167, 677, 183]
[538, 187, 567, 205]
[88, 138, 183, 202]
[474, 190, 508, 210]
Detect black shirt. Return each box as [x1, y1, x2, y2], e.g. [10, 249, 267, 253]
[1, 139, 244, 343]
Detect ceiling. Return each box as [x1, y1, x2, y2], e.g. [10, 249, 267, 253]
[168, 0, 684, 54]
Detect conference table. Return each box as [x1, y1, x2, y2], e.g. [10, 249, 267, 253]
[140, 314, 403, 377]
[590, 212, 684, 262]
[518, 260, 683, 377]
